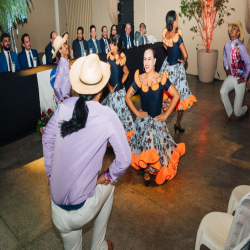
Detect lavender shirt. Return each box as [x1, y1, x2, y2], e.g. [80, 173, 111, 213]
[54, 57, 71, 104]
[42, 97, 132, 205]
[223, 39, 250, 80]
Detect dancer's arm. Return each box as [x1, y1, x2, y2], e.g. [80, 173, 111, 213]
[155, 84, 179, 123]
[122, 65, 129, 84]
[125, 85, 148, 118]
[178, 42, 188, 65]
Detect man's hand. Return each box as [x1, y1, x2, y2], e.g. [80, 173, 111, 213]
[155, 113, 167, 123]
[226, 69, 232, 77]
[136, 110, 148, 119]
[96, 173, 109, 186]
[237, 77, 245, 84]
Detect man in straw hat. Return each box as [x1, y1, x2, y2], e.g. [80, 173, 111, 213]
[53, 36, 71, 105]
[42, 54, 131, 250]
[220, 21, 250, 121]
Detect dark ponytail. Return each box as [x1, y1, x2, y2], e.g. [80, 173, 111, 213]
[165, 10, 176, 32]
[60, 94, 95, 138]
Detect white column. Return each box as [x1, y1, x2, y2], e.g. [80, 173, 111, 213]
[54, 0, 60, 35]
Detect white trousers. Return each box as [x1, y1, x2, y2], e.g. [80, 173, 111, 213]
[220, 75, 247, 117]
[51, 184, 115, 250]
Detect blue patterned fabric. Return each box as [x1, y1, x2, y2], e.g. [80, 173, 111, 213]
[102, 87, 135, 135]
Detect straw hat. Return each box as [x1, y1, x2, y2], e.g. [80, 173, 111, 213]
[69, 54, 110, 95]
[52, 36, 67, 59]
[228, 21, 244, 41]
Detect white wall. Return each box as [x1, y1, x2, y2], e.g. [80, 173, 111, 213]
[92, 0, 249, 80]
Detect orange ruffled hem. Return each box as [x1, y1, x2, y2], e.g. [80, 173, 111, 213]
[131, 143, 186, 185]
[126, 130, 134, 142]
[163, 91, 197, 111]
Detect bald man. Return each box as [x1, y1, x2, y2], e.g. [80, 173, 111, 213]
[121, 23, 134, 49]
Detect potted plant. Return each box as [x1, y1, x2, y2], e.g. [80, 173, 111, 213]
[36, 109, 54, 135]
[179, 0, 235, 82]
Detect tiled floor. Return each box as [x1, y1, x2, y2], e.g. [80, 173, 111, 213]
[0, 75, 250, 250]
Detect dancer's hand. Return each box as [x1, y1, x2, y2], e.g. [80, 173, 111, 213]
[155, 113, 167, 123]
[237, 77, 245, 84]
[178, 59, 185, 65]
[109, 84, 117, 94]
[136, 110, 148, 118]
[96, 173, 109, 186]
[226, 69, 232, 77]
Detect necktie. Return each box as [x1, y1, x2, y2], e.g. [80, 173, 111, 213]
[29, 52, 33, 67]
[142, 35, 145, 45]
[79, 41, 84, 56]
[93, 40, 98, 53]
[7, 52, 12, 72]
[105, 39, 109, 53]
[127, 36, 130, 49]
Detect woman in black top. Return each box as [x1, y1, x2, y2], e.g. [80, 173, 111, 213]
[125, 48, 185, 186]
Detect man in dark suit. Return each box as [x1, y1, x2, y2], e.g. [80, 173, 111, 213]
[99, 26, 110, 54]
[45, 31, 58, 65]
[0, 33, 20, 73]
[121, 23, 134, 49]
[88, 25, 102, 54]
[18, 33, 41, 69]
[72, 27, 89, 59]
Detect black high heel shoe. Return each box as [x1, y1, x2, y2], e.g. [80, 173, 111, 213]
[174, 124, 185, 133]
[144, 170, 151, 187]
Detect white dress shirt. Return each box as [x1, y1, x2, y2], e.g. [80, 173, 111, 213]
[25, 50, 33, 67]
[3, 50, 12, 71]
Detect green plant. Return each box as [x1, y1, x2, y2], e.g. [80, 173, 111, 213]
[179, 0, 235, 52]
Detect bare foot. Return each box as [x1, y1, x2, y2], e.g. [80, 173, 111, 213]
[225, 112, 235, 122]
[144, 169, 150, 181]
[107, 240, 114, 250]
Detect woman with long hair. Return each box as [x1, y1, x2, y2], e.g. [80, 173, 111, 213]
[125, 48, 185, 186]
[62, 31, 74, 59]
[110, 25, 117, 38]
[102, 34, 134, 138]
[160, 10, 197, 133]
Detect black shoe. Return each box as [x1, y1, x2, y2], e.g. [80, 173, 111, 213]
[174, 124, 185, 133]
[144, 178, 151, 187]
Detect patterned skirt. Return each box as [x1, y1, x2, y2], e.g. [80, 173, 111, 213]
[160, 58, 197, 111]
[129, 116, 185, 185]
[102, 87, 135, 139]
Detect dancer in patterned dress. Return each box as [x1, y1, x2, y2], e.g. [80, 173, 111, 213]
[102, 35, 135, 139]
[125, 48, 185, 186]
[160, 10, 197, 133]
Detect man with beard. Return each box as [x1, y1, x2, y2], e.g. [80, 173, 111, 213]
[220, 21, 250, 121]
[0, 33, 20, 73]
[99, 26, 110, 54]
[72, 27, 89, 58]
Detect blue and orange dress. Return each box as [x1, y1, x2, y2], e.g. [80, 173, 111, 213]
[160, 28, 197, 111]
[102, 52, 135, 139]
[129, 70, 186, 185]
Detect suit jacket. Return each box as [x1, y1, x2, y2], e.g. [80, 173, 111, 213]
[99, 38, 110, 54]
[45, 42, 56, 65]
[18, 49, 41, 69]
[87, 38, 102, 54]
[0, 50, 20, 73]
[134, 31, 148, 46]
[72, 38, 89, 59]
[121, 33, 134, 49]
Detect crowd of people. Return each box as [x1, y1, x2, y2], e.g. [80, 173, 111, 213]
[1, 8, 249, 250]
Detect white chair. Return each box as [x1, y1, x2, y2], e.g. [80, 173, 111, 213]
[227, 185, 250, 215]
[195, 192, 250, 250]
[42, 54, 46, 65]
[147, 35, 157, 44]
[233, 218, 250, 250]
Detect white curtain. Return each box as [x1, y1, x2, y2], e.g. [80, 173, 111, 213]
[65, 0, 92, 44]
[107, 0, 118, 25]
